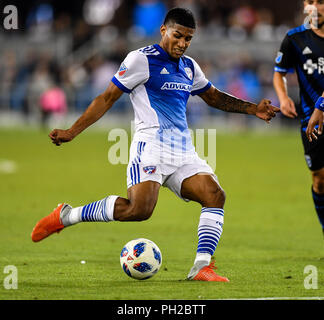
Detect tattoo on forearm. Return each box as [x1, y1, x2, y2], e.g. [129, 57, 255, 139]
[207, 88, 256, 115]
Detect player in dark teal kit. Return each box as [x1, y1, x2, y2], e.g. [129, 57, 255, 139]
[273, 0, 324, 243]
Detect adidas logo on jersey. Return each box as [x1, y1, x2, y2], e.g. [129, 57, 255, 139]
[302, 47, 312, 55]
[160, 67, 169, 74]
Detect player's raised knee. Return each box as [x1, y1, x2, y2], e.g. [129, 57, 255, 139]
[202, 186, 226, 208]
[132, 205, 154, 221]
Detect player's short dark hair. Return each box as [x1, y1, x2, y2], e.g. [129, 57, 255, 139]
[163, 7, 196, 29]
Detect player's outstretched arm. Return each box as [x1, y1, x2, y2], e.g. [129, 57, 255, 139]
[199, 85, 280, 123]
[273, 71, 298, 118]
[49, 82, 123, 146]
[306, 94, 324, 142]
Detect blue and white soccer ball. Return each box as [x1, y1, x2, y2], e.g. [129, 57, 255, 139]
[120, 238, 162, 280]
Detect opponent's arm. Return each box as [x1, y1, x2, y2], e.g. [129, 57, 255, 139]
[273, 71, 298, 118]
[49, 82, 123, 146]
[199, 85, 280, 123]
[306, 93, 324, 142]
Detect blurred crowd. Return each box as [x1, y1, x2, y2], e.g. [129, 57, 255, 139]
[0, 0, 302, 126]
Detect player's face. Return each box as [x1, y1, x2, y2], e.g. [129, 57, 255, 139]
[304, 0, 324, 27]
[160, 23, 195, 59]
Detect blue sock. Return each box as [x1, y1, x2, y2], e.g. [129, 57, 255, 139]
[81, 199, 110, 222]
[311, 187, 324, 230]
[62, 196, 118, 226]
[195, 207, 224, 264]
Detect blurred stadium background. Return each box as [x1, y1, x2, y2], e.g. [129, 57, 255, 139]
[0, 0, 303, 130]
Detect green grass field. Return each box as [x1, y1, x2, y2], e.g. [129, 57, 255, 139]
[0, 127, 324, 300]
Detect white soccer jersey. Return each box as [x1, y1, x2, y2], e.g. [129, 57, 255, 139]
[112, 44, 211, 153]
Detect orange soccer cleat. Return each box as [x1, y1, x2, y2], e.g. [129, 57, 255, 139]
[189, 260, 229, 282]
[31, 203, 66, 242]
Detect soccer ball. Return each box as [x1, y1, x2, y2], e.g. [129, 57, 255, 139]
[120, 238, 162, 280]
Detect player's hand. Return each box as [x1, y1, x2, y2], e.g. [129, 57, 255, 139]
[306, 108, 324, 142]
[255, 99, 281, 123]
[279, 97, 298, 118]
[49, 129, 74, 146]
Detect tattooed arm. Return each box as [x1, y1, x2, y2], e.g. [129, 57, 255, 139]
[199, 85, 280, 122]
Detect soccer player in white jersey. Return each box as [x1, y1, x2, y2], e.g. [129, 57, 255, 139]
[31, 8, 280, 281]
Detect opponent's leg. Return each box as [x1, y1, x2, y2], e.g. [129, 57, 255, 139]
[181, 173, 229, 282]
[31, 181, 160, 242]
[301, 129, 324, 242]
[311, 167, 324, 235]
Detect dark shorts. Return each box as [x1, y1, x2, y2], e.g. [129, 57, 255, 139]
[301, 127, 324, 171]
